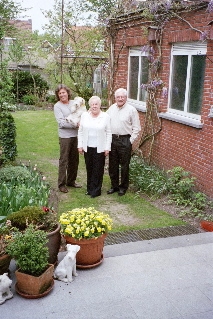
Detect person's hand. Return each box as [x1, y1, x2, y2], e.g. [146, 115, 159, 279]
[78, 148, 84, 155]
[104, 150, 109, 156]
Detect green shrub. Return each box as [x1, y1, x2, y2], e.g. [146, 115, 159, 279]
[167, 167, 196, 205]
[130, 157, 210, 215]
[0, 164, 50, 218]
[6, 224, 49, 276]
[46, 95, 56, 104]
[22, 94, 39, 105]
[8, 206, 57, 231]
[0, 165, 32, 183]
[11, 71, 49, 102]
[129, 155, 168, 196]
[0, 111, 17, 165]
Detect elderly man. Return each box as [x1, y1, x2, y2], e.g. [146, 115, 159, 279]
[106, 88, 141, 196]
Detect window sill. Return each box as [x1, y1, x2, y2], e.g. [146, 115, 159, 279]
[158, 112, 203, 129]
[127, 99, 146, 112]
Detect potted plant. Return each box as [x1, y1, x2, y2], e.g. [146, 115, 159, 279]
[0, 220, 16, 275]
[59, 207, 113, 268]
[6, 224, 54, 298]
[7, 206, 61, 264]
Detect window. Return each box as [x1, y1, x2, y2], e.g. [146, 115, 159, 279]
[3, 37, 16, 51]
[127, 48, 149, 109]
[168, 42, 206, 119]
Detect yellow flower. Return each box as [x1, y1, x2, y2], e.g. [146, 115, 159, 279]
[59, 207, 113, 239]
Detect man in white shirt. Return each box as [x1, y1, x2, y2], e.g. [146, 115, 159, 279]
[106, 88, 141, 196]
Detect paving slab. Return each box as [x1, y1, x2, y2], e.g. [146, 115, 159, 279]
[1, 232, 213, 319]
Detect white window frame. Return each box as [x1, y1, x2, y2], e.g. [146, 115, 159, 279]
[164, 42, 207, 127]
[127, 47, 148, 112]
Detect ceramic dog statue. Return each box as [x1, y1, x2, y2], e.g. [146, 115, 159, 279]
[54, 244, 80, 283]
[0, 273, 13, 305]
[66, 96, 87, 127]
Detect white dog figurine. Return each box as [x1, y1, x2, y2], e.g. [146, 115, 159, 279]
[54, 244, 80, 283]
[0, 273, 13, 305]
[66, 96, 87, 127]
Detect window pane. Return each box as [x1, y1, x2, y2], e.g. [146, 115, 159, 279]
[170, 55, 188, 111]
[128, 56, 139, 99]
[139, 56, 149, 102]
[188, 55, 206, 115]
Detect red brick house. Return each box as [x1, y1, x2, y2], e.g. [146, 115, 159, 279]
[107, 0, 213, 197]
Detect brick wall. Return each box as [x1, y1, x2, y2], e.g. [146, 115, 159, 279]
[111, 8, 213, 197]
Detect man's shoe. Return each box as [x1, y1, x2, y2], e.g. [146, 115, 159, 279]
[85, 192, 90, 195]
[59, 186, 68, 193]
[68, 182, 82, 188]
[107, 187, 119, 194]
[118, 189, 126, 196]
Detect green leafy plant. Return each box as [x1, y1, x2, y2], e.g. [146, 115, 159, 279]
[167, 167, 196, 206]
[0, 165, 32, 183]
[0, 164, 50, 219]
[8, 206, 57, 232]
[0, 111, 17, 165]
[0, 220, 17, 257]
[22, 94, 39, 106]
[11, 71, 49, 103]
[60, 207, 113, 240]
[129, 155, 168, 196]
[6, 224, 49, 276]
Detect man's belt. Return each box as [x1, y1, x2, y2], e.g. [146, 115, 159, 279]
[112, 134, 130, 138]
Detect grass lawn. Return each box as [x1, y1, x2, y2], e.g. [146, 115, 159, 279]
[13, 110, 185, 232]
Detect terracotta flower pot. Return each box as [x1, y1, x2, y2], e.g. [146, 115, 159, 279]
[15, 264, 54, 296]
[64, 233, 107, 269]
[46, 223, 61, 265]
[0, 254, 11, 275]
[200, 220, 213, 232]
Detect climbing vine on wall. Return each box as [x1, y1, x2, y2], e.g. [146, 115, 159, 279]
[107, 0, 212, 162]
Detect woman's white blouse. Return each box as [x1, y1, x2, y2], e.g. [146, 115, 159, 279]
[78, 111, 112, 153]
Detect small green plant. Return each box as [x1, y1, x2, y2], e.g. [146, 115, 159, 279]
[0, 220, 17, 256]
[189, 192, 207, 214]
[6, 224, 49, 276]
[8, 206, 57, 231]
[129, 155, 168, 196]
[0, 165, 32, 183]
[0, 163, 50, 219]
[167, 167, 196, 205]
[22, 94, 39, 105]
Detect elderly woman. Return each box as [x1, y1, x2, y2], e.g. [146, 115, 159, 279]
[78, 96, 112, 198]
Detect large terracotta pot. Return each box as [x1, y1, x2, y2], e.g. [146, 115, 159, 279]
[0, 254, 11, 275]
[15, 264, 54, 297]
[64, 233, 107, 269]
[46, 223, 61, 265]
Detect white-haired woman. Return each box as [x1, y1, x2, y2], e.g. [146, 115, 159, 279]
[78, 96, 112, 198]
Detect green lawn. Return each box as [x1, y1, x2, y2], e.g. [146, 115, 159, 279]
[13, 110, 185, 232]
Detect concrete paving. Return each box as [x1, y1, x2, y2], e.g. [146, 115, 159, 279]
[1, 232, 213, 319]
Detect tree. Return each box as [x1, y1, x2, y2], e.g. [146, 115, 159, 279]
[42, 0, 108, 101]
[0, 0, 23, 165]
[0, 0, 22, 39]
